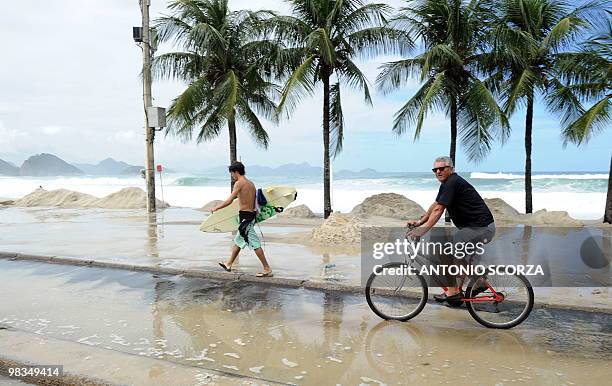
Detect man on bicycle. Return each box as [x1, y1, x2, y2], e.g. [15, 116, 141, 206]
[407, 156, 495, 303]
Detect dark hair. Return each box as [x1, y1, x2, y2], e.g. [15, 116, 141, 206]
[228, 161, 245, 175]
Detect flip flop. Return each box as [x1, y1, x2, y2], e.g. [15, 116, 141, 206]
[218, 262, 231, 272]
[256, 272, 273, 277]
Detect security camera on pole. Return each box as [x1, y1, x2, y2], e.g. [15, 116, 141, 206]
[134, 0, 165, 212]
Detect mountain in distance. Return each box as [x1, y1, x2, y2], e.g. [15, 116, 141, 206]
[201, 162, 393, 178]
[20, 153, 84, 176]
[75, 158, 140, 175]
[120, 165, 145, 175]
[0, 158, 20, 176]
[202, 162, 323, 176]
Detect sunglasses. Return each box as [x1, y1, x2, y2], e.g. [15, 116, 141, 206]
[432, 166, 449, 173]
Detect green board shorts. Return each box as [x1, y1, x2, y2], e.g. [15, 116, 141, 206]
[234, 204, 280, 250]
[234, 221, 261, 249]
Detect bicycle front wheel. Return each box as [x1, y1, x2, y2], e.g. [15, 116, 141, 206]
[465, 274, 534, 329]
[365, 262, 428, 321]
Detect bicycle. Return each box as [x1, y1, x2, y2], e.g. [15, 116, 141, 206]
[365, 226, 534, 329]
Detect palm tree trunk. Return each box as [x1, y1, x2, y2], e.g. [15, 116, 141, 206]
[449, 98, 457, 165]
[604, 155, 612, 224]
[322, 70, 332, 219]
[525, 93, 533, 214]
[228, 114, 238, 191]
[445, 98, 458, 223]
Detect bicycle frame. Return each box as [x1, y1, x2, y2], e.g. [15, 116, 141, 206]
[403, 229, 505, 303]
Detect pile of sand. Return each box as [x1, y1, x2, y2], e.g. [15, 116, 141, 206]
[485, 198, 521, 221]
[14, 189, 99, 207]
[485, 198, 583, 226]
[13, 187, 169, 209]
[351, 193, 425, 219]
[522, 210, 584, 226]
[199, 200, 223, 212]
[279, 204, 317, 218]
[312, 212, 364, 244]
[96, 188, 169, 209]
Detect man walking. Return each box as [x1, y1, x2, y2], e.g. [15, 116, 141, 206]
[213, 161, 273, 277]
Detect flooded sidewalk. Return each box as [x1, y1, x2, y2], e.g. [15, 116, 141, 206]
[1, 206, 611, 313]
[0, 259, 610, 385]
[0, 206, 359, 282]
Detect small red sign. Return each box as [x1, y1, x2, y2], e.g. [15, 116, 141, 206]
[156, 164, 163, 172]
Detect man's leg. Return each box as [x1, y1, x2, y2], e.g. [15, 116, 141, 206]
[253, 247, 272, 274]
[224, 245, 241, 269]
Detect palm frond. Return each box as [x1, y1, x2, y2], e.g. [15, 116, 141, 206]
[345, 27, 414, 59]
[393, 72, 446, 139]
[277, 55, 318, 118]
[562, 96, 611, 145]
[338, 58, 372, 105]
[237, 101, 270, 148]
[504, 68, 536, 115]
[545, 77, 586, 129]
[376, 57, 424, 95]
[307, 28, 336, 66]
[329, 82, 344, 157]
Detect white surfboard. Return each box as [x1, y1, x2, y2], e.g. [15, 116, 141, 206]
[199, 186, 297, 233]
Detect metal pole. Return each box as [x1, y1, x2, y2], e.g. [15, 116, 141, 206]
[141, 0, 156, 212]
[159, 169, 165, 205]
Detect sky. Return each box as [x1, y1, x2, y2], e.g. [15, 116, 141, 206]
[0, 0, 609, 173]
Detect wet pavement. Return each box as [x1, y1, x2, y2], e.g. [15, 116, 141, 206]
[0, 259, 610, 385]
[0, 206, 360, 282]
[1, 206, 611, 312]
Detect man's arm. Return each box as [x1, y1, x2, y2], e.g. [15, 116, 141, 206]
[407, 202, 437, 226]
[421, 202, 445, 229]
[211, 182, 241, 212]
[408, 202, 445, 237]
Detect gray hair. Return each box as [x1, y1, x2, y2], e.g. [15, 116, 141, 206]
[435, 156, 454, 168]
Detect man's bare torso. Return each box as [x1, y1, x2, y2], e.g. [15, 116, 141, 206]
[235, 178, 256, 211]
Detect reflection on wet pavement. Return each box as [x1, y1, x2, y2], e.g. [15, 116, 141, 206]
[0, 260, 610, 385]
[0, 207, 360, 282]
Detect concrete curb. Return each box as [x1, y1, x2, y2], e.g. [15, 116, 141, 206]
[1, 251, 610, 314]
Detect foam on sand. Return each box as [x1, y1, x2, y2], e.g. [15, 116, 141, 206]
[350, 193, 425, 219]
[13, 187, 169, 209]
[312, 212, 364, 244]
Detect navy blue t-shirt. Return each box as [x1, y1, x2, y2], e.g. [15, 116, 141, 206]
[435, 173, 494, 228]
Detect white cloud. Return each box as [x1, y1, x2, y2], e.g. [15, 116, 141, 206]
[110, 130, 137, 142]
[41, 126, 63, 135]
[0, 120, 30, 153]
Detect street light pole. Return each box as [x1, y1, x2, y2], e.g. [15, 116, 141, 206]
[141, 0, 156, 212]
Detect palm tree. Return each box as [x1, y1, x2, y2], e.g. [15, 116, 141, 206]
[376, 0, 510, 167]
[489, 0, 601, 213]
[270, 0, 412, 218]
[558, 20, 611, 222]
[153, 0, 280, 188]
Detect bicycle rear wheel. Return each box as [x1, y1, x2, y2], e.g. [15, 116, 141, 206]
[465, 274, 534, 329]
[365, 262, 428, 321]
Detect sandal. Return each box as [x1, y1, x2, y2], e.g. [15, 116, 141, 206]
[218, 262, 231, 272]
[256, 271, 273, 277]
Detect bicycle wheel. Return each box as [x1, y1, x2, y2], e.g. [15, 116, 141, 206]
[365, 262, 428, 321]
[465, 274, 534, 329]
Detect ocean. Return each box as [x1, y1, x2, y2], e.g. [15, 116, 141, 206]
[0, 172, 608, 220]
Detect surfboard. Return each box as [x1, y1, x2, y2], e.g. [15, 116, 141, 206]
[199, 186, 297, 233]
